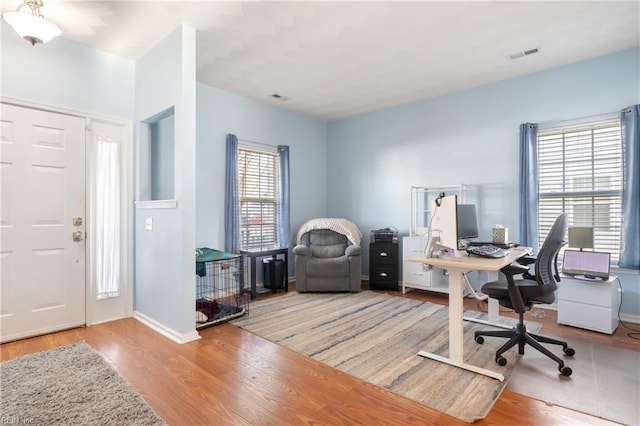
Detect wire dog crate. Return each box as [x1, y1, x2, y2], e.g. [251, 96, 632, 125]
[195, 248, 248, 329]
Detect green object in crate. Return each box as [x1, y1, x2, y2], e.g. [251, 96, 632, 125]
[195, 247, 241, 276]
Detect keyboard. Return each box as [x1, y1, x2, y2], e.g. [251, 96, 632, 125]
[467, 241, 517, 249]
[466, 244, 508, 258]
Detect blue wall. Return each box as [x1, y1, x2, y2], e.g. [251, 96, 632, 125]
[134, 25, 198, 340]
[326, 48, 640, 315]
[150, 112, 176, 200]
[1, 21, 134, 119]
[195, 83, 328, 263]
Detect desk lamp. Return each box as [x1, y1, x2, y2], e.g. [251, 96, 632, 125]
[567, 226, 594, 251]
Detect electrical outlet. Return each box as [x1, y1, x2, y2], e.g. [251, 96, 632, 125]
[145, 217, 153, 231]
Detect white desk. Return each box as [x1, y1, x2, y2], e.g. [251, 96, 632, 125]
[408, 247, 532, 381]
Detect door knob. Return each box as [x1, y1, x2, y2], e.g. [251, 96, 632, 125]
[72, 231, 84, 242]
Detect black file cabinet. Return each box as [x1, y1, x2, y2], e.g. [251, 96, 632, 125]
[369, 243, 399, 290]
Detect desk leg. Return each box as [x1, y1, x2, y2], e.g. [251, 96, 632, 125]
[449, 269, 465, 363]
[488, 298, 499, 324]
[417, 269, 505, 382]
[463, 270, 512, 330]
[284, 251, 289, 293]
[250, 255, 257, 300]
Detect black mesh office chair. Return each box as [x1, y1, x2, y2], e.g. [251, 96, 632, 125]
[474, 213, 575, 376]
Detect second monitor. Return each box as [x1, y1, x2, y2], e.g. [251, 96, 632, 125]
[457, 204, 479, 242]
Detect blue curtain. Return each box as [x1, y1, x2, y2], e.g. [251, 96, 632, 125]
[519, 123, 539, 252]
[277, 145, 290, 249]
[619, 105, 640, 269]
[224, 134, 240, 253]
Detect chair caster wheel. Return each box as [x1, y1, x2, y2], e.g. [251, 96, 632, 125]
[475, 336, 484, 344]
[496, 356, 507, 366]
[564, 347, 575, 357]
[560, 365, 572, 377]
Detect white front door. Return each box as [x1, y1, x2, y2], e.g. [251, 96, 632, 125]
[1, 103, 86, 342]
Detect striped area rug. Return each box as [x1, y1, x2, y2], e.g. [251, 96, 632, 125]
[233, 291, 529, 423]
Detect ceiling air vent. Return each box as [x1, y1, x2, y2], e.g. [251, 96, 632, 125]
[508, 47, 541, 60]
[270, 93, 289, 101]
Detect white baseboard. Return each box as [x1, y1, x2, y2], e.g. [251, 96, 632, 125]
[133, 310, 201, 344]
[620, 312, 640, 325]
[86, 315, 127, 326]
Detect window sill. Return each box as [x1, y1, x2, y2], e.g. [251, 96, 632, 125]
[611, 266, 640, 276]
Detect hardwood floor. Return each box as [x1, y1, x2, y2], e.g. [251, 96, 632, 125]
[2, 282, 638, 425]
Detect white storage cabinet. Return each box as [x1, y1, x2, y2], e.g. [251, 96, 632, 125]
[557, 275, 620, 334]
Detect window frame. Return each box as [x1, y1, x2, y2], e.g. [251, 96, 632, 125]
[536, 118, 622, 264]
[237, 143, 281, 252]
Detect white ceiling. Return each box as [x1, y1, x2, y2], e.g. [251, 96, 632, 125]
[3, 1, 639, 121]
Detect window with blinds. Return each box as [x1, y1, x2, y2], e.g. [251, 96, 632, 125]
[537, 119, 622, 262]
[238, 145, 279, 251]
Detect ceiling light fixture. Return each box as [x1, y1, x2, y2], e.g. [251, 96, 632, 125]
[3, 0, 61, 46]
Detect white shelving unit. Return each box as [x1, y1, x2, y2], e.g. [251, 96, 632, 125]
[402, 236, 448, 294]
[557, 275, 620, 334]
[409, 185, 467, 237]
[403, 185, 468, 294]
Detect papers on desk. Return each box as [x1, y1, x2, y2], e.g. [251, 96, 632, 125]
[438, 247, 464, 261]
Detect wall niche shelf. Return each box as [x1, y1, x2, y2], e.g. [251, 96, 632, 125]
[134, 199, 178, 209]
[138, 106, 176, 203]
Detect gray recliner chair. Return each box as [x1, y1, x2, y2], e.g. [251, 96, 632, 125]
[293, 229, 362, 292]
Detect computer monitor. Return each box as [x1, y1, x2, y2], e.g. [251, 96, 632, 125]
[457, 204, 479, 241]
[430, 194, 458, 250]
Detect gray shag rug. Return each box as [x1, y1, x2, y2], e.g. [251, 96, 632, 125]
[1, 342, 165, 426]
[233, 291, 539, 423]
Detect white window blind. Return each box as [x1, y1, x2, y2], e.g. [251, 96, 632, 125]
[537, 119, 622, 262]
[238, 145, 279, 251]
[96, 137, 120, 299]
